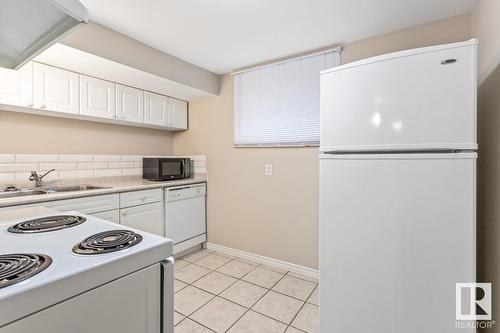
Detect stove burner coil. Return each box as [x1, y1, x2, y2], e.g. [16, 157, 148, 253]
[0, 254, 52, 289]
[8, 215, 86, 234]
[73, 230, 143, 255]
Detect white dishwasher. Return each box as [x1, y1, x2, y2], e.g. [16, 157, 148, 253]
[165, 183, 206, 254]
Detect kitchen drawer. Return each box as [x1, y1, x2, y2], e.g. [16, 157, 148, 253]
[120, 188, 162, 208]
[40, 194, 119, 214]
[92, 209, 120, 224]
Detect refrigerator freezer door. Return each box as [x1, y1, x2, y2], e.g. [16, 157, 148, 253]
[320, 40, 477, 152]
[319, 153, 475, 333]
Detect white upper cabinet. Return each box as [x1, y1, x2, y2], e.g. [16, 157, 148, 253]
[34, 63, 79, 114]
[144, 91, 168, 126]
[168, 98, 188, 130]
[116, 84, 144, 123]
[0, 62, 33, 107]
[0, 61, 186, 131]
[79, 75, 116, 119]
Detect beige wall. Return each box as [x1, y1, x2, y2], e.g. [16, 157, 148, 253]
[173, 14, 473, 269]
[0, 111, 173, 155]
[471, 0, 500, 330]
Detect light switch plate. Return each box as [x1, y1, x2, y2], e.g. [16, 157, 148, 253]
[265, 164, 273, 176]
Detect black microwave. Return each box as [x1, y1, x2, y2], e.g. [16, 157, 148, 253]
[143, 158, 191, 181]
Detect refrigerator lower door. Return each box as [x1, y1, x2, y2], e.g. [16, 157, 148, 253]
[319, 153, 475, 333]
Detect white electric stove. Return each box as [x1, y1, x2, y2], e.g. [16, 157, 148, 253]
[0, 211, 174, 333]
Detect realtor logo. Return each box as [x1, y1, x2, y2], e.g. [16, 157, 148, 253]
[456, 283, 492, 320]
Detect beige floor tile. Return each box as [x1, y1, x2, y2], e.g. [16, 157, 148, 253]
[182, 249, 212, 263]
[285, 327, 305, 333]
[213, 251, 236, 259]
[217, 260, 256, 278]
[242, 267, 285, 288]
[259, 264, 289, 274]
[193, 271, 238, 294]
[228, 310, 287, 333]
[252, 291, 304, 324]
[174, 286, 214, 316]
[286, 272, 318, 283]
[174, 311, 185, 326]
[272, 276, 317, 301]
[191, 297, 246, 332]
[174, 259, 190, 272]
[233, 257, 259, 266]
[175, 264, 211, 284]
[174, 318, 214, 333]
[195, 253, 233, 270]
[220, 280, 268, 308]
[291, 303, 319, 333]
[307, 286, 319, 306]
[174, 279, 188, 293]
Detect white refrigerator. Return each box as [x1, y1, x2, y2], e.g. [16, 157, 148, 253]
[319, 39, 477, 333]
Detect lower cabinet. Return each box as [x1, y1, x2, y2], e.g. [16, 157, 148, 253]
[92, 209, 120, 224]
[120, 202, 163, 236]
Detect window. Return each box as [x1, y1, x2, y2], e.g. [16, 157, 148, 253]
[233, 49, 341, 146]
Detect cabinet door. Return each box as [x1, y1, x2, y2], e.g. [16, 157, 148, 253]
[120, 202, 163, 236]
[80, 75, 116, 119]
[0, 62, 33, 107]
[116, 84, 144, 123]
[34, 62, 79, 114]
[144, 91, 168, 126]
[168, 98, 188, 129]
[92, 210, 120, 224]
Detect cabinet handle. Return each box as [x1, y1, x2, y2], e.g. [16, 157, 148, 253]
[141, 197, 146, 202]
[122, 212, 128, 217]
[39, 104, 46, 109]
[27, 103, 34, 107]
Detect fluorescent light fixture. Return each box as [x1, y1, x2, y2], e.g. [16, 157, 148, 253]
[0, 0, 88, 69]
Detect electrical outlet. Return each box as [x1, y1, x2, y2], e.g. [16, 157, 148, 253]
[265, 164, 273, 176]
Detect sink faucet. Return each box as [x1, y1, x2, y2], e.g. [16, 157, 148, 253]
[29, 169, 55, 187]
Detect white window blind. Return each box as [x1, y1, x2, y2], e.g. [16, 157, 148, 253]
[234, 50, 340, 146]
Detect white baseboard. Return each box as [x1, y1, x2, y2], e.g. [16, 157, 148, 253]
[206, 242, 319, 280]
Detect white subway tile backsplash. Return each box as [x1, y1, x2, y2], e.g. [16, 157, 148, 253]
[78, 162, 108, 170]
[0, 164, 38, 173]
[39, 163, 77, 171]
[16, 154, 58, 163]
[121, 168, 142, 176]
[94, 169, 122, 177]
[0, 173, 16, 185]
[0, 155, 15, 163]
[0, 154, 206, 187]
[94, 155, 122, 162]
[59, 170, 94, 179]
[122, 155, 142, 162]
[59, 154, 93, 162]
[109, 161, 135, 169]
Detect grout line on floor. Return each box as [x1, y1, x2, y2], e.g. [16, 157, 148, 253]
[176, 249, 319, 332]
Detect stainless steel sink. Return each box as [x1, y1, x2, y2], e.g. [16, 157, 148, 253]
[0, 185, 112, 199]
[47, 185, 111, 193]
[0, 190, 47, 199]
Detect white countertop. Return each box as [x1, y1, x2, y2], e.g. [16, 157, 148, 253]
[0, 175, 206, 208]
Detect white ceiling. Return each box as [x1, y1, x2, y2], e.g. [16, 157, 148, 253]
[79, 0, 477, 74]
